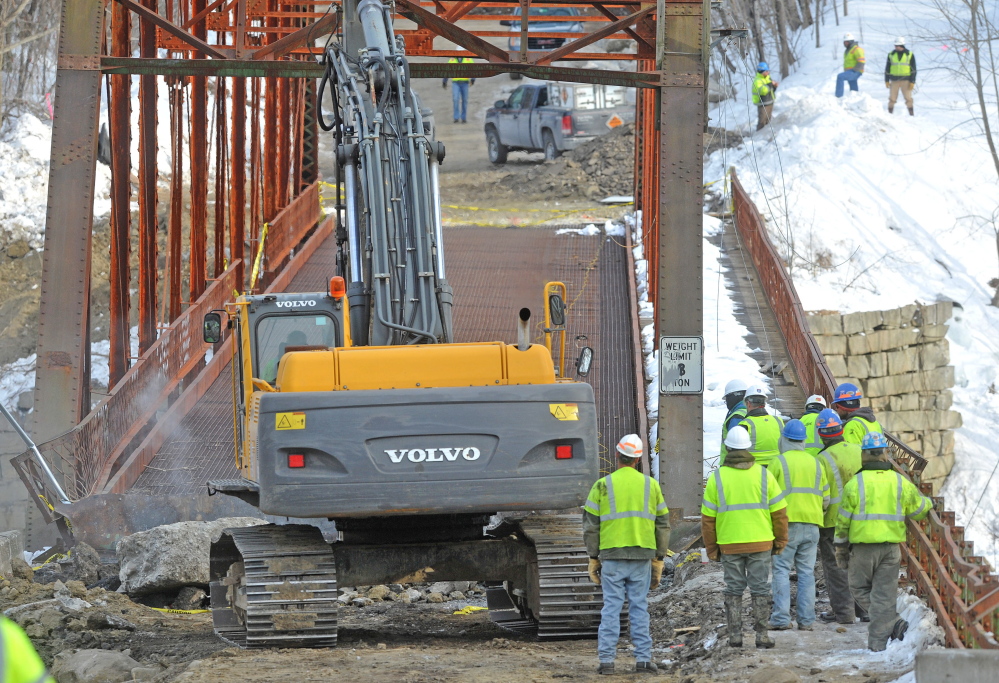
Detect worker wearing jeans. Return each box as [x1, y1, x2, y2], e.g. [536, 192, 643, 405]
[442, 56, 474, 123]
[836, 33, 866, 97]
[584, 434, 670, 676]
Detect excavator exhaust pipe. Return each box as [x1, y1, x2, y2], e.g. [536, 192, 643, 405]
[517, 308, 532, 351]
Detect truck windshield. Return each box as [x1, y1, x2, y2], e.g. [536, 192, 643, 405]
[256, 313, 337, 383]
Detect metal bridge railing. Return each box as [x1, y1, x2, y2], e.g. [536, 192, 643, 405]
[730, 168, 998, 649]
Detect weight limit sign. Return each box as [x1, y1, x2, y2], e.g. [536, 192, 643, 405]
[658, 336, 704, 394]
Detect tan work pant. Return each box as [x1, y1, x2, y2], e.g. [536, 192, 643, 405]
[888, 81, 913, 109]
[756, 103, 774, 130]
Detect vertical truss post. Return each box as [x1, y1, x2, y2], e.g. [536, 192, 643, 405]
[657, 0, 706, 515]
[33, 0, 104, 440]
[277, 77, 291, 208]
[189, 0, 209, 301]
[263, 76, 278, 220]
[138, 0, 160, 353]
[301, 78, 319, 191]
[250, 77, 262, 238]
[213, 77, 229, 277]
[109, 1, 132, 388]
[231, 76, 247, 287]
[168, 81, 185, 321]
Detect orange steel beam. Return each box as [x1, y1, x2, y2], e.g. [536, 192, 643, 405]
[115, 0, 229, 58]
[251, 8, 337, 58]
[534, 5, 653, 63]
[590, 3, 653, 49]
[395, 0, 511, 62]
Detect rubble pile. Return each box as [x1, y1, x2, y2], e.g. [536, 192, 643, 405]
[337, 580, 486, 607]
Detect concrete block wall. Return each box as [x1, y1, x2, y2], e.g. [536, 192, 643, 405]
[807, 301, 960, 492]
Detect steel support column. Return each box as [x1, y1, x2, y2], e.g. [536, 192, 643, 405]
[138, 0, 160, 352]
[189, 0, 208, 301]
[32, 0, 104, 441]
[656, 0, 706, 515]
[230, 76, 247, 286]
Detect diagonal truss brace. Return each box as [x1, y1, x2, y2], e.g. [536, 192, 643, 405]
[534, 5, 655, 65]
[395, 0, 511, 63]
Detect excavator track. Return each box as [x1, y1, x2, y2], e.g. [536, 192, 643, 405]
[209, 524, 338, 648]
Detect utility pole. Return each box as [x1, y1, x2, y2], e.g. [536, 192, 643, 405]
[657, 0, 707, 516]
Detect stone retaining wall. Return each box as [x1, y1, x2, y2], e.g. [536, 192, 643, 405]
[807, 302, 959, 491]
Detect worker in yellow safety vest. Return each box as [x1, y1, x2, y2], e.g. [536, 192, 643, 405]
[834, 432, 933, 651]
[737, 384, 782, 468]
[836, 33, 866, 98]
[768, 420, 829, 631]
[720, 379, 749, 465]
[884, 37, 917, 115]
[1, 616, 55, 683]
[799, 394, 827, 456]
[752, 62, 779, 131]
[702, 426, 788, 649]
[832, 382, 883, 447]
[442, 57, 475, 124]
[584, 434, 670, 676]
[813, 408, 867, 624]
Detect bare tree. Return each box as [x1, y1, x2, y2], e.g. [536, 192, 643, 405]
[1, 0, 60, 132]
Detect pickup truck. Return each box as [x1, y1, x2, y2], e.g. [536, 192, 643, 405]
[500, 7, 585, 80]
[484, 82, 635, 164]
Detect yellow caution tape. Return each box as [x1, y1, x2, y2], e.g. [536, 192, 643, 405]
[249, 222, 269, 286]
[31, 550, 71, 571]
[149, 607, 210, 614]
[452, 606, 488, 615]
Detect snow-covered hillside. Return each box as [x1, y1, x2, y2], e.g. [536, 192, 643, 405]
[706, 0, 999, 565]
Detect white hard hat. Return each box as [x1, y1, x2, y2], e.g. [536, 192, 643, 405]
[805, 394, 827, 407]
[844, 32, 855, 41]
[724, 379, 748, 396]
[745, 384, 768, 400]
[616, 433, 643, 459]
[724, 426, 752, 450]
[895, 36, 906, 46]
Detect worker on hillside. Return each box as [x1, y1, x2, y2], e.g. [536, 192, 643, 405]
[1, 615, 56, 683]
[702, 426, 788, 649]
[442, 56, 475, 124]
[799, 394, 827, 457]
[831, 382, 883, 446]
[720, 379, 749, 464]
[584, 434, 670, 675]
[836, 33, 866, 98]
[737, 385, 782, 468]
[769, 420, 829, 631]
[884, 37, 917, 115]
[813, 409, 867, 625]
[752, 62, 779, 131]
[835, 432, 933, 651]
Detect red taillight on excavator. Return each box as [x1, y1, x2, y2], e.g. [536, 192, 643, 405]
[288, 453, 305, 468]
[561, 114, 573, 136]
[555, 445, 573, 460]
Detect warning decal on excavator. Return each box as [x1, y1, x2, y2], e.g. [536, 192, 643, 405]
[549, 403, 579, 421]
[276, 412, 306, 430]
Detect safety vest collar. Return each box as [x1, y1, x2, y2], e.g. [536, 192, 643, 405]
[820, 450, 844, 504]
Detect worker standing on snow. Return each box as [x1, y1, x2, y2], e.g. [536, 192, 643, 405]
[836, 33, 866, 98]
[720, 379, 749, 465]
[831, 382, 883, 446]
[1, 616, 56, 683]
[884, 37, 917, 115]
[752, 62, 778, 131]
[702, 426, 788, 649]
[834, 433, 933, 651]
[768, 420, 829, 631]
[814, 409, 867, 624]
[737, 385, 782, 468]
[442, 56, 475, 124]
[799, 394, 827, 456]
[584, 434, 670, 676]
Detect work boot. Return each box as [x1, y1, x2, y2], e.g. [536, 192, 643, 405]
[724, 595, 743, 647]
[891, 618, 909, 642]
[597, 662, 614, 675]
[908, 106, 914, 116]
[768, 621, 792, 630]
[818, 611, 853, 625]
[635, 662, 659, 674]
[888, 104, 894, 113]
[752, 595, 775, 649]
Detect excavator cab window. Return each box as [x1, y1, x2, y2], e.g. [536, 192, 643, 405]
[255, 313, 339, 384]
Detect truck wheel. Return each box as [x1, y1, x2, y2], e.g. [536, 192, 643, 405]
[543, 131, 561, 161]
[487, 128, 508, 164]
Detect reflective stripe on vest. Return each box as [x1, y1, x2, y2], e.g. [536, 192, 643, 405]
[449, 57, 473, 81]
[889, 51, 912, 77]
[821, 450, 844, 504]
[801, 413, 823, 453]
[741, 415, 781, 462]
[584, 474, 655, 521]
[709, 466, 770, 512]
[772, 453, 823, 502]
[837, 471, 904, 522]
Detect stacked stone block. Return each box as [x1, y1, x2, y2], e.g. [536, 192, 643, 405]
[806, 302, 960, 491]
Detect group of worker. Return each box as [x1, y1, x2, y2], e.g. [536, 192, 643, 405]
[753, 33, 918, 130]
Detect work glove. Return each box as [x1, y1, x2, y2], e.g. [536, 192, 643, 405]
[772, 541, 786, 556]
[708, 547, 721, 562]
[834, 545, 850, 570]
[588, 558, 601, 585]
[885, 82, 891, 88]
[910, 82, 917, 92]
[651, 558, 664, 587]
[441, 79, 448, 89]
[773, 81, 779, 89]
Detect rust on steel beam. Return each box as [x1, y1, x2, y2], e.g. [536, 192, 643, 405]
[442, 1, 482, 22]
[108, 0, 132, 388]
[656, 0, 705, 516]
[168, 82, 185, 321]
[183, 0, 233, 29]
[137, 0, 159, 353]
[249, 77, 262, 240]
[534, 5, 654, 64]
[231, 76, 247, 287]
[590, 3, 654, 50]
[189, 0, 209, 301]
[33, 0, 104, 440]
[214, 77, 228, 276]
[113, 0, 229, 58]
[395, 0, 511, 63]
[251, 13, 336, 60]
[263, 76, 278, 220]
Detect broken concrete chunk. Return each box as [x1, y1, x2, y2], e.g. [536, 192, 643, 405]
[52, 649, 141, 683]
[426, 592, 445, 603]
[367, 585, 391, 601]
[173, 586, 208, 611]
[427, 581, 455, 595]
[86, 612, 137, 631]
[73, 542, 102, 586]
[748, 666, 800, 683]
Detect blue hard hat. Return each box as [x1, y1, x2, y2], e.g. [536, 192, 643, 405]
[815, 408, 844, 433]
[861, 432, 889, 450]
[833, 382, 863, 403]
[757, 61, 769, 72]
[783, 419, 807, 442]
